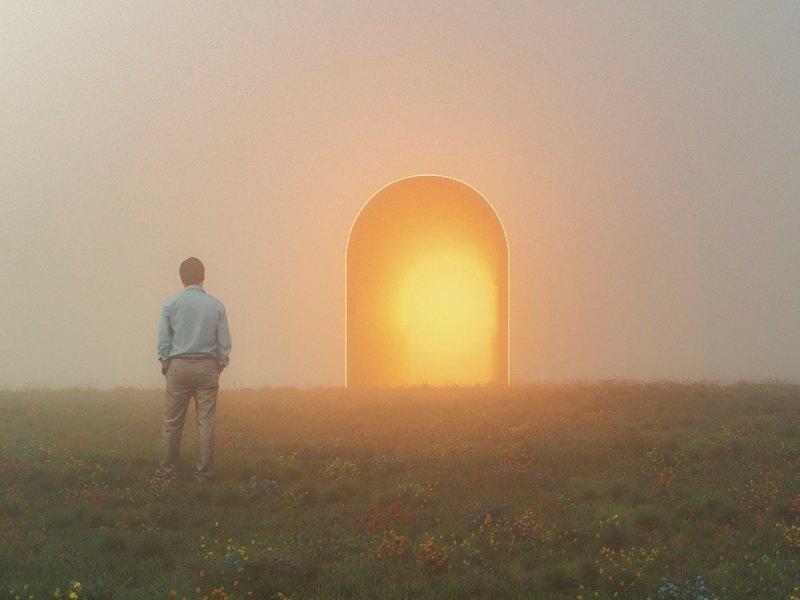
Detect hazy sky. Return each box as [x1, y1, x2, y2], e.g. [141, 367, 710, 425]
[2, 2, 799, 389]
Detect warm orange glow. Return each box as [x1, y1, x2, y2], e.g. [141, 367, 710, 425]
[399, 252, 496, 384]
[347, 175, 508, 387]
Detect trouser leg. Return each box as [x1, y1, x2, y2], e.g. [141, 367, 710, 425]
[157, 368, 192, 478]
[194, 377, 218, 482]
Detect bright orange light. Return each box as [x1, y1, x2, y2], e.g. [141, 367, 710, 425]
[398, 252, 496, 385]
[347, 175, 508, 387]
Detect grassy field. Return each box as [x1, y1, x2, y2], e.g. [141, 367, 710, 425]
[2, 382, 800, 599]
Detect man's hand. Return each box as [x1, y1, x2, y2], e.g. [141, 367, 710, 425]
[162, 367, 168, 375]
[218, 363, 225, 373]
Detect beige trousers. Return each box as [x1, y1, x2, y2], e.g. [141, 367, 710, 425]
[157, 357, 219, 482]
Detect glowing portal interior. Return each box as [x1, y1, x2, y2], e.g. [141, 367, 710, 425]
[347, 175, 508, 387]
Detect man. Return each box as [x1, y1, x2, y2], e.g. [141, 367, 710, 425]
[156, 257, 232, 483]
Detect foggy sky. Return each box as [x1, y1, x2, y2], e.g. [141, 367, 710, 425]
[2, 2, 799, 389]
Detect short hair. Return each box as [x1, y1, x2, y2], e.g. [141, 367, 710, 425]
[179, 257, 205, 285]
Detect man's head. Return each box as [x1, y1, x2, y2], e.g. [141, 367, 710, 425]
[179, 257, 205, 286]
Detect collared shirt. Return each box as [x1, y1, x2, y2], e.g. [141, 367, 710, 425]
[157, 284, 232, 367]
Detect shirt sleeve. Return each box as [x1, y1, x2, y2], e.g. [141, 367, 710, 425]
[216, 305, 232, 367]
[157, 304, 173, 367]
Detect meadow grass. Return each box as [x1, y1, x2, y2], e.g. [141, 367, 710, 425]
[1, 382, 800, 599]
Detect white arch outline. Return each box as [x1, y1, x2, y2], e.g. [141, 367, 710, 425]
[344, 174, 510, 387]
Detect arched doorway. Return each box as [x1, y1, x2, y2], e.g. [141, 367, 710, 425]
[346, 175, 508, 387]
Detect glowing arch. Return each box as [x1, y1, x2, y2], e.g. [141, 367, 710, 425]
[346, 175, 509, 387]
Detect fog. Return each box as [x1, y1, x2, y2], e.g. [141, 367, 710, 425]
[2, 2, 798, 388]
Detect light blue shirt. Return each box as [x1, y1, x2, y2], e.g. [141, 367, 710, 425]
[157, 285, 232, 368]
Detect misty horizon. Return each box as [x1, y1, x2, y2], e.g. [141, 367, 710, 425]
[2, 3, 799, 389]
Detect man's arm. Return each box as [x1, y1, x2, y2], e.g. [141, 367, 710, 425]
[216, 305, 232, 372]
[157, 304, 173, 374]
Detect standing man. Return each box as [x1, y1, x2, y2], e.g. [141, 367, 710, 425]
[156, 257, 232, 483]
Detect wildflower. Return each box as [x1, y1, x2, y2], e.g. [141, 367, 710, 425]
[50, 582, 84, 600]
[241, 475, 279, 499]
[416, 537, 449, 572]
[319, 457, 360, 480]
[783, 525, 800, 548]
[278, 453, 297, 467]
[376, 529, 409, 559]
